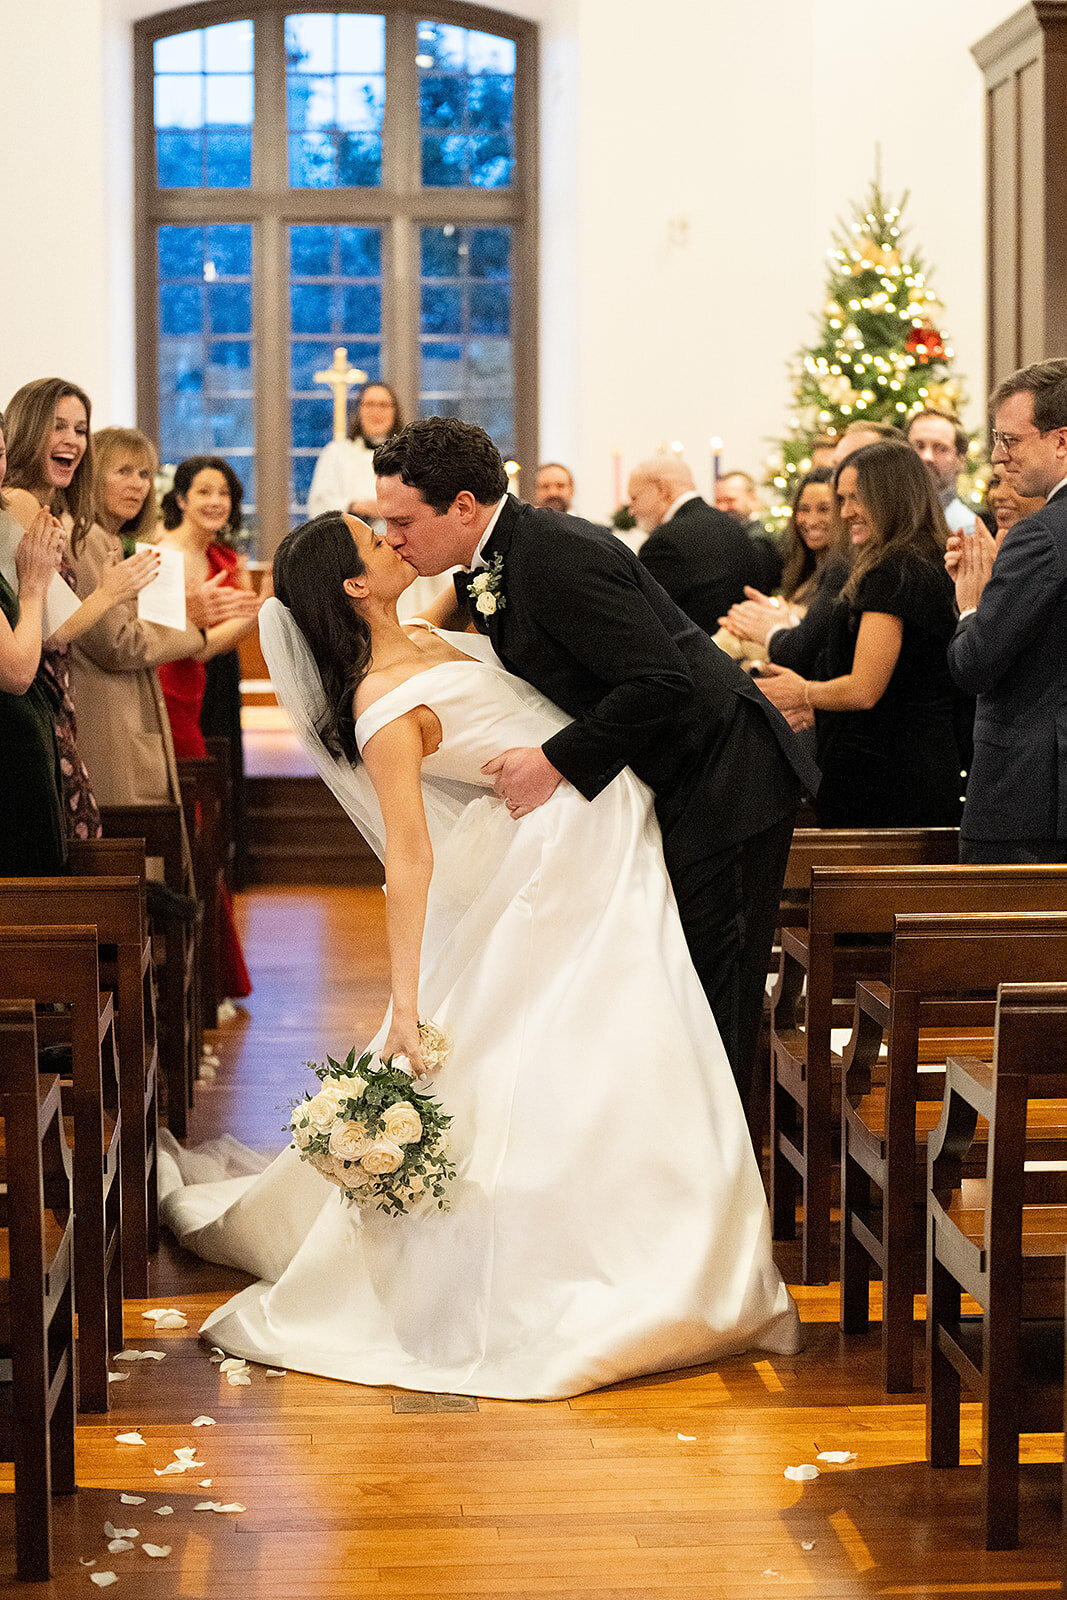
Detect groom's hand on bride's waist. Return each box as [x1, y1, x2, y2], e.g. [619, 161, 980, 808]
[482, 747, 563, 820]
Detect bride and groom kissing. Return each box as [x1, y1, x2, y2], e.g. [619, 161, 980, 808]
[372, 417, 820, 1108]
[159, 415, 817, 1400]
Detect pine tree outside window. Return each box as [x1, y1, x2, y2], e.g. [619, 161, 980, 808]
[136, 3, 537, 553]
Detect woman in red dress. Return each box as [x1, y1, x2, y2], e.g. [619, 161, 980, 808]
[157, 456, 260, 1003]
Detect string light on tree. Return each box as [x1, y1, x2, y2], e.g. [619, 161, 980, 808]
[765, 179, 973, 523]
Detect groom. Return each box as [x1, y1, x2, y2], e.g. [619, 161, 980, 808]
[374, 419, 820, 1110]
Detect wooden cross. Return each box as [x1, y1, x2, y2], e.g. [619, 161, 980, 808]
[314, 346, 369, 442]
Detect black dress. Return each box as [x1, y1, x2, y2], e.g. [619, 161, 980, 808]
[0, 572, 66, 874]
[814, 545, 963, 827]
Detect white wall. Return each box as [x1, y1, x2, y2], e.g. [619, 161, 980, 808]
[0, 0, 1023, 521]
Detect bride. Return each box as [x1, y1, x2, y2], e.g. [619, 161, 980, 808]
[159, 510, 801, 1400]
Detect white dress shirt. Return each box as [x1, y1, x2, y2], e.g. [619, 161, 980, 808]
[469, 495, 511, 570]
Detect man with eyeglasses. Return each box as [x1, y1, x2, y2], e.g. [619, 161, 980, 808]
[946, 357, 1067, 864]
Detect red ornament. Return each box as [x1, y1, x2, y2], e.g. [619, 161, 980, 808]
[905, 325, 945, 364]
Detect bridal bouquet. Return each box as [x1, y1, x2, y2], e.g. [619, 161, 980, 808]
[288, 1025, 455, 1215]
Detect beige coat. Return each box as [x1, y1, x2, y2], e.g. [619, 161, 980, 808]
[69, 523, 204, 809]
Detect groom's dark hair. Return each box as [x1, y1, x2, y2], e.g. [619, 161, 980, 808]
[373, 417, 509, 512]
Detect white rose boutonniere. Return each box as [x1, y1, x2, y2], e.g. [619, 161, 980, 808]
[468, 554, 506, 618]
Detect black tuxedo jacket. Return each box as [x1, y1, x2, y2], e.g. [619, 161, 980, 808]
[948, 482, 1067, 841]
[637, 496, 776, 636]
[457, 498, 820, 861]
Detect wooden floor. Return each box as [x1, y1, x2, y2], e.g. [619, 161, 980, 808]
[2, 885, 1061, 1598]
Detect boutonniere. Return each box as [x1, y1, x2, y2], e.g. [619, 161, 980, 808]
[469, 553, 506, 617]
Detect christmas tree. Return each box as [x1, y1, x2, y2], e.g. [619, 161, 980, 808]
[768, 181, 973, 520]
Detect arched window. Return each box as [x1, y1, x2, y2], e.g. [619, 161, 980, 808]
[135, 2, 537, 550]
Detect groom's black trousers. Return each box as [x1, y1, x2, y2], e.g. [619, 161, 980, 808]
[666, 814, 795, 1112]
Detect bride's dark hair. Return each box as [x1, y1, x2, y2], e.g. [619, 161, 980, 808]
[272, 512, 371, 765]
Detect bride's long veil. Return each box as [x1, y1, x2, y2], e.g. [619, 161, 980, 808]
[258, 597, 472, 861]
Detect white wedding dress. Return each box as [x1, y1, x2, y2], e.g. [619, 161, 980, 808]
[158, 601, 800, 1400]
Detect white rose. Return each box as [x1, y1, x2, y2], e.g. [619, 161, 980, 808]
[309, 1150, 345, 1187]
[417, 1020, 452, 1072]
[290, 1115, 313, 1151]
[380, 1102, 423, 1146]
[360, 1138, 405, 1175]
[333, 1156, 374, 1186]
[475, 591, 498, 617]
[332, 1074, 366, 1101]
[305, 1084, 343, 1133]
[329, 1119, 372, 1160]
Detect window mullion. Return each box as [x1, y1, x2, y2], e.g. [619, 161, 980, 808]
[254, 5, 289, 191]
[256, 214, 292, 554]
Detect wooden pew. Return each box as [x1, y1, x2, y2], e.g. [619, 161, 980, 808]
[0, 927, 122, 1413]
[779, 826, 960, 928]
[926, 981, 1067, 1549]
[178, 753, 226, 1031]
[841, 910, 1067, 1392]
[205, 732, 237, 892]
[771, 864, 1067, 1285]
[99, 802, 199, 1137]
[0, 1000, 76, 1582]
[0, 865, 158, 1298]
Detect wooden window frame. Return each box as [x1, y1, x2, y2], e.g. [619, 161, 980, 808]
[134, 0, 539, 554]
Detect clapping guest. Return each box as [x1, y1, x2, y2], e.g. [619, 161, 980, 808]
[0, 411, 67, 873]
[983, 462, 1045, 549]
[757, 440, 963, 827]
[69, 427, 238, 819]
[306, 382, 402, 521]
[157, 455, 260, 1003]
[3, 377, 159, 842]
[713, 469, 835, 664]
[718, 425, 902, 678]
[779, 469, 835, 610]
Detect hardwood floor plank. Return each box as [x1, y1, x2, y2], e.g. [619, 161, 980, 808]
[3, 886, 1059, 1598]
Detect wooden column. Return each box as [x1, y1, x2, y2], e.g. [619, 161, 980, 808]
[972, 3, 1067, 394]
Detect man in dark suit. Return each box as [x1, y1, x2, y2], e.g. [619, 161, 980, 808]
[947, 357, 1067, 864]
[629, 455, 776, 635]
[374, 419, 820, 1109]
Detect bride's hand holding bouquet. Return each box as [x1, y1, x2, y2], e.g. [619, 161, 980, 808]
[288, 1023, 456, 1216]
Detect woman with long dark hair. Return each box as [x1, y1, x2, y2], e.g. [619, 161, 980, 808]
[2, 377, 159, 841]
[156, 505, 801, 1400]
[758, 439, 963, 825]
[714, 468, 837, 664]
[156, 455, 260, 1003]
[306, 381, 403, 522]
